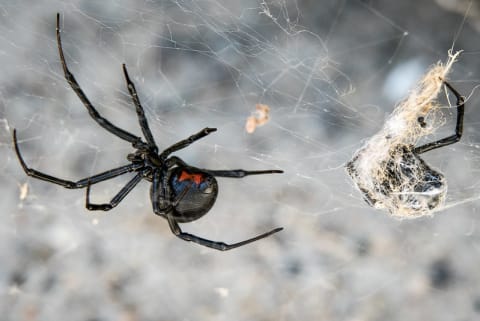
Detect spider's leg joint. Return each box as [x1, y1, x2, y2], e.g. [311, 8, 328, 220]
[132, 138, 147, 150]
[85, 181, 94, 209]
[12, 129, 36, 177]
[56, 13, 60, 30]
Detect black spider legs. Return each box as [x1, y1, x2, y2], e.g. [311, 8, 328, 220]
[86, 171, 145, 210]
[157, 126, 283, 177]
[159, 128, 217, 159]
[56, 13, 143, 146]
[13, 129, 142, 189]
[414, 81, 465, 154]
[124, 66, 216, 159]
[167, 216, 283, 251]
[167, 156, 284, 177]
[122, 64, 158, 152]
[205, 169, 284, 177]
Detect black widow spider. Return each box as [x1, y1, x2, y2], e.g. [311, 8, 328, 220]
[13, 13, 283, 251]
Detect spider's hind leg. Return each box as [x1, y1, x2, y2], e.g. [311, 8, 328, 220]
[166, 216, 283, 251]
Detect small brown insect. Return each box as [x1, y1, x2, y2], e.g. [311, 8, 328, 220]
[245, 103, 271, 133]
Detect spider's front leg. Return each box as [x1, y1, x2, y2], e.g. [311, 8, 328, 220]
[122, 64, 158, 152]
[159, 128, 217, 159]
[56, 13, 142, 145]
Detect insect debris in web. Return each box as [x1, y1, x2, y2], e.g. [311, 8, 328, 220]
[245, 103, 271, 134]
[346, 50, 465, 218]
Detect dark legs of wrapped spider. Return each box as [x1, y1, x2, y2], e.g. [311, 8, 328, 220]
[414, 81, 465, 154]
[12, 13, 283, 251]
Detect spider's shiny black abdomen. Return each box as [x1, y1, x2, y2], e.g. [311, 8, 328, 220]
[169, 167, 219, 223]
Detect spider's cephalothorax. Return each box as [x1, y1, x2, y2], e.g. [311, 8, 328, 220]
[13, 13, 283, 251]
[346, 81, 465, 217]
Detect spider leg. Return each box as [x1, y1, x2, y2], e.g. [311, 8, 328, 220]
[56, 13, 142, 146]
[414, 81, 465, 154]
[167, 216, 283, 251]
[86, 172, 144, 210]
[13, 129, 141, 188]
[168, 156, 283, 178]
[204, 169, 283, 177]
[159, 128, 217, 159]
[122, 64, 158, 152]
[166, 156, 283, 177]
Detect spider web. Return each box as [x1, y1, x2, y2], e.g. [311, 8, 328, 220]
[2, 0, 480, 320]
